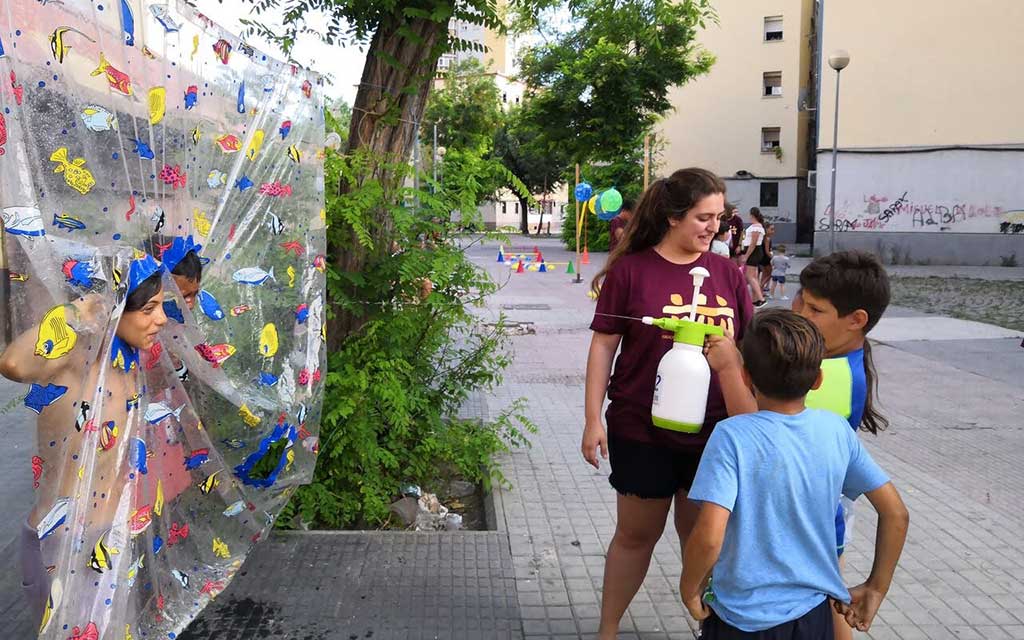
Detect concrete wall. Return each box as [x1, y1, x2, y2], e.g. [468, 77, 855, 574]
[724, 177, 799, 243]
[818, 1, 1024, 149]
[658, 0, 813, 179]
[813, 148, 1024, 265]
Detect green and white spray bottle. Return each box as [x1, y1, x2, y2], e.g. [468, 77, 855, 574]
[644, 267, 723, 433]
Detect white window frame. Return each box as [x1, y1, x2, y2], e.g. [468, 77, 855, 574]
[763, 71, 782, 97]
[764, 16, 783, 42]
[761, 127, 781, 153]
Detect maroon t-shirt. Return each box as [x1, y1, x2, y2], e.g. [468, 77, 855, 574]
[608, 215, 627, 253]
[589, 248, 754, 451]
[726, 215, 744, 256]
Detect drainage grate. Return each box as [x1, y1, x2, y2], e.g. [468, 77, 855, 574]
[501, 303, 551, 311]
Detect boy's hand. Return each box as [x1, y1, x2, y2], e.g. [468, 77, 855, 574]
[581, 421, 608, 469]
[703, 334, 742, 371]
[834, 584, 885, 631]
[683, 595, 710, 621]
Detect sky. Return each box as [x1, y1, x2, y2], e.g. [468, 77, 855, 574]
[196, 0, 366, 104]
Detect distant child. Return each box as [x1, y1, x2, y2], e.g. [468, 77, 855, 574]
[711, 224, 731, 258]
[793, 250, 892, 640]
[769, 244, 790, 300]
[681, 310, 909, 638]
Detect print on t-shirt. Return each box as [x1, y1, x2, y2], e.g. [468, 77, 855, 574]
[661, 292, 738, 338]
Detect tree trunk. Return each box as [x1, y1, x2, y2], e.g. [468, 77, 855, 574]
[518, 197, 530, 236]
[328, 15, 447, 349]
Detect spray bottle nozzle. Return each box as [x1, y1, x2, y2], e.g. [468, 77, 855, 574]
[646, 316, 723, 345]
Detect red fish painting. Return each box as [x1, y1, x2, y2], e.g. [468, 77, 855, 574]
[90, 52, 132, 95]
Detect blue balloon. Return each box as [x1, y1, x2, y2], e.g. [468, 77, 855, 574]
[596, 191, 617, 221]
[575, 182, 593, 202]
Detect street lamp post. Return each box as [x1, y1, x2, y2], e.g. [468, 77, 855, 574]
[827, 49, 850, 254]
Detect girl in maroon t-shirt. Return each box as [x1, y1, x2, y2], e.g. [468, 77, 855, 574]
[584, 167, 755, 639]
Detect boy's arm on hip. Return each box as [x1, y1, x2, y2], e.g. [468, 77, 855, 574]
[681, 502, 730, 600]
[862, 482, 910, 596]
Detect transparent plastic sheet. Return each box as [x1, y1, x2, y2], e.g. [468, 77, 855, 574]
[0, 0, 326, 637]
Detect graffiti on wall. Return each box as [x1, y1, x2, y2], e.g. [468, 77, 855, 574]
[818, 192, 1022, 234]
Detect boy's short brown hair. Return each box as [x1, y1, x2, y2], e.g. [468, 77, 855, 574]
[741, 309, 825, 400]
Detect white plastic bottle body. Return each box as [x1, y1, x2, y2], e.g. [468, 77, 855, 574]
[651, 343, 711, 433]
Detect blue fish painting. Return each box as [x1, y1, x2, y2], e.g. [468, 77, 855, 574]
[52, 212, 87, 232]
[153, 534, 164, 555]
[132, 437, 148, 474]
[62, 259, 95, 288]
[221, 438, 246, 450]
[1, 206, 46, 237]
[198, 289, 225, 321]
[279, 120, 291, 139]
[232, 266, 274, 286]
[295, 304, 309, 324]
[0, 33, 5, 57]
[235, 176, 253, 192]
[184, 85, 198, 110]
[149, 4, 181, 33]
[131, 138, 155, 160]
[184, 448, 209, 470]
[237, 81, 245, 114]
[163, 299, 185, 323]
[24, 383, 68, 414]
[257, 372, 279, 387]
[120, 0, 135, 46]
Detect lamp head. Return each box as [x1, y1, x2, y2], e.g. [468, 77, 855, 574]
[828, 50, 850, 71]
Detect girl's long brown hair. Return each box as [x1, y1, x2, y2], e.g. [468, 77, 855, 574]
[591, 168, 726, 294]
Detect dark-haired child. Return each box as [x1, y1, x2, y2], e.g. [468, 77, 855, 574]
[793, 250, 891, 640]
[681, 310, 908, 638]
[0, 255, 168, 627]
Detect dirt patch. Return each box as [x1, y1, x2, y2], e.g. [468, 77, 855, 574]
[889, 277, 1024, 332]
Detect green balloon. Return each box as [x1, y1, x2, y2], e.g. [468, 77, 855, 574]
[600, 188, 623, 214]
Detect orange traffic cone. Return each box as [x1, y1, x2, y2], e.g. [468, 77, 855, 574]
[516, 260, 525, 274]
[582, 247, 590, 265]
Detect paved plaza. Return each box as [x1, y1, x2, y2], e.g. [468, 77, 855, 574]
[1, 237, 1022, 638]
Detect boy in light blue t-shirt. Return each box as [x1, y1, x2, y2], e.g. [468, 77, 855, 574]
[682, 310, 909, 638]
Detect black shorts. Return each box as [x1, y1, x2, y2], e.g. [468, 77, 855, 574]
[608, 437, 703, 499]
[702, 597, 833, 639]
[748, 246, 766, 266]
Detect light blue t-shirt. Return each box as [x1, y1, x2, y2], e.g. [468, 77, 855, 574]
[689, 408, 889, 632]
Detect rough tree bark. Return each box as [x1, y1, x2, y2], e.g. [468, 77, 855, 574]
[328, 15, 447, 349]
[518, 196, 530, 236]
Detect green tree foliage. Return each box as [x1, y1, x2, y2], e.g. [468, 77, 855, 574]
[493, 107, 568, 234]
[517, 0, 716, 165]
[276, 118, 535, 529]
[425, 59, 504, 154]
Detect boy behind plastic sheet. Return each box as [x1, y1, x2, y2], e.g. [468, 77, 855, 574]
[681, 310, 909, 639]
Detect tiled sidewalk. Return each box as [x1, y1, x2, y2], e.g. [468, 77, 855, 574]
[477, 237, 1024, 640]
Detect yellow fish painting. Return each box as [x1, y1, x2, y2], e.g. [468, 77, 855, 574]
[35, 305, 78, 359]
[212, 537, 230, 559]
[49, 26, 94, 64]
[238, 404, 261, 427]
[191, 126, 202, 145]
[194, 209, 212, 237]
[191, 34, 199, 59]
[286, 265, 296, 288]
[245, 129, 265, 161]
[154, 479, 164, 516]
[39, 580, 60, 633]
[287, 144, 300, 164]
[259, 323, 279, 357]
[148, 87, 166, 125]
[89, 532, 119, 573]
[126, 624, 134, 640]
[50, 147, 96, 195]
[198, 471, 220, 495]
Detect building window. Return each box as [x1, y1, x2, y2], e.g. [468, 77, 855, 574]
[761, 127, 781, 152]
[764, 16, 783, 41]
[763, 72, 782, 97]
[502, 202, 507, 214]
[760, 182, 779, 208]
